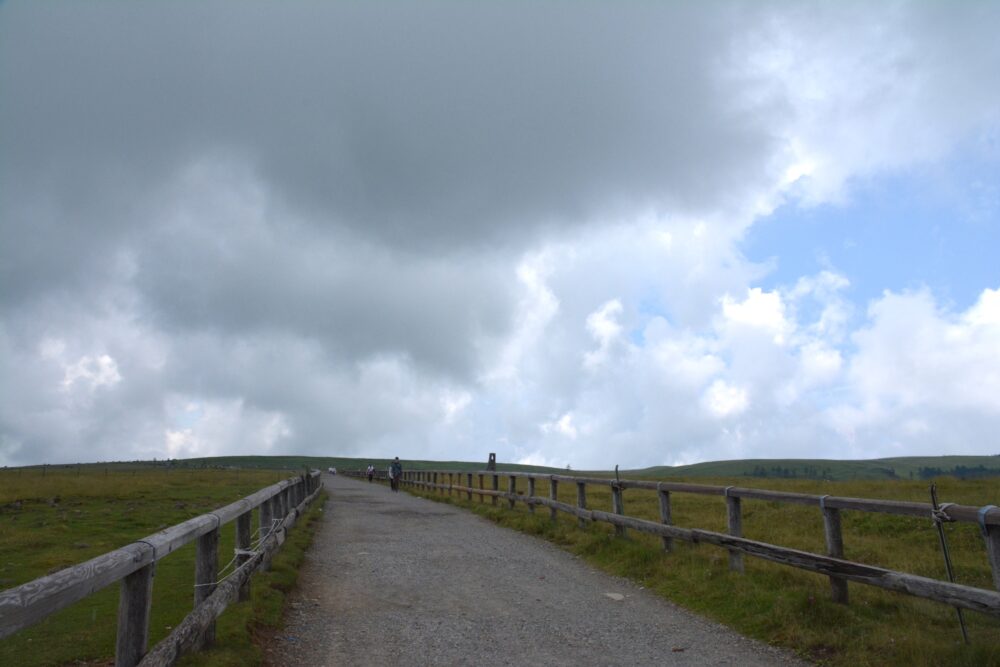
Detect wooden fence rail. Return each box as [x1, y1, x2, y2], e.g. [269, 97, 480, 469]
[386, 468, 1000, 618]
[0, 470, 324, 667]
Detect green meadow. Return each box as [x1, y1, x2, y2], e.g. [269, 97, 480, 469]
[406, 474, 1000, 666]
[3, 457, 998, 665]
[0, 465, 321, 667]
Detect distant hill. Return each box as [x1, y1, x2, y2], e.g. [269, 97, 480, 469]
[14, 453, 999, 481]
[631, 455, 1000, 481]
[169, 454, 1000, 481]
[172, 455, 563, 474]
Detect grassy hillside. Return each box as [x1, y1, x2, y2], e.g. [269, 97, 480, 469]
[171, 454, 1000, 482]
[633, 455, 1000, 481]
[171, 455, 565, 475]
[11, 453, 1000, 481]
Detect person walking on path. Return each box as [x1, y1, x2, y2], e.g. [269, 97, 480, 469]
[366, 464, 374, 482]
[389, 457, 402, 492]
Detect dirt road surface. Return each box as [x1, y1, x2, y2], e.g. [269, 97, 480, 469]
[266, 475, 808, 666]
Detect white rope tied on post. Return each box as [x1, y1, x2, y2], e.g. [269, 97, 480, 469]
[932, 502, 956, 524]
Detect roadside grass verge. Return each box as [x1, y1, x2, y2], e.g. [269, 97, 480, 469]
[0, 468, 306, 666]
[178, 492, 327, 667]
[407, 476, 1000, 666]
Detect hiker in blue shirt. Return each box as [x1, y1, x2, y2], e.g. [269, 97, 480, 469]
[389, 457, 403, 492]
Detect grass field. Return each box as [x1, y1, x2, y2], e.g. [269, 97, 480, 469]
[404, 474, 1000, 666]
[0, 466, 316, 666]
[4, 456, 999, 665]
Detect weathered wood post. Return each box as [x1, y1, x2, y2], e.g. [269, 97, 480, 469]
[467, 473, 473, 501]
[115, 561, 154, 667]
[194, 521, 220, 648]
[508, 475, 517, 510]
[433, 472, 438, 494]
[236, 510, 252, 602]
[576, 481, 587, 528]
[980, 506, 1000, 591]
[274, 489, 288, 521]
[549, 477, 558, 521]
[821, 497, 848, 603]
[657, 483, 673, 552]
[528, 477, 536, 514]
[611, 482, 626, 537]
[449, 472, 455, 496]
[491, 473, 499, 506]
[478, 473, 484, 502]
[258, 497, 273, 572]
[725, 487, 744, 573]
[259, 496, 272, 538]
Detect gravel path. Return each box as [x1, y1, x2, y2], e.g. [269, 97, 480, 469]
[266, 475, 808, 666]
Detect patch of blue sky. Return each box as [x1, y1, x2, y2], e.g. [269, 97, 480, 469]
[742, 150, 999, 313]
[172, 402, 204, 429]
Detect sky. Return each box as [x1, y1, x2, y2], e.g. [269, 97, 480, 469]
[1, 1, 998, 470]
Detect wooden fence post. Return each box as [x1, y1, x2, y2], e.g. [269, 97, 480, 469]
[277, 488, 287, 520]
[478, 474, 484, 502]
[576, 481, 587, 528]
[528, 477, 536, 514]
[115, 562, 154, 667]
[822, 499, 849, 603]
[611, 482, 626, 537]
[258, 498, 273, 571]
[449, 472, 455, 496]
[508, 475, 517, 510]
[236, 511, 252, 602]
[981, 511, 1000, 591]
[725, 488, 743, 573]
[549, 478, 558, 521]
[492, 473, 499, 506]
[259, 498, 272, 539]
[194, 523, 219, 648]
[657, 483, 673, 552]
[467, 473, 473, 501]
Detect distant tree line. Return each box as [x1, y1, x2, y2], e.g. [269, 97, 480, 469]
[746, 465, 834, 480]
[913, 465, 1000, 480]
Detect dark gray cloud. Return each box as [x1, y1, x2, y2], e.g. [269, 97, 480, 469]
[1, 2, 777, 249]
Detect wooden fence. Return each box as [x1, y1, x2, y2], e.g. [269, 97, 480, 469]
[0, 470, 323, 667]
[391, 469, 1000, 617]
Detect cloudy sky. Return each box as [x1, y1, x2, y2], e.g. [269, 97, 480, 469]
[2, 2, 998, 469]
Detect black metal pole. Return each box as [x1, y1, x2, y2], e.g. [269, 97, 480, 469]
[930, 484, 969, 644]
